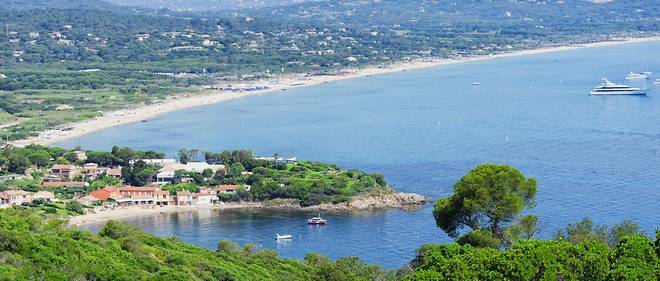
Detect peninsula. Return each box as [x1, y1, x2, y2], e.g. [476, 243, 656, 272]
[0, 145, 426, 226]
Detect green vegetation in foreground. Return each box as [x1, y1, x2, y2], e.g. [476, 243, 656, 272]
[407, 164, 659, 280]
[0, 209, 394, 280]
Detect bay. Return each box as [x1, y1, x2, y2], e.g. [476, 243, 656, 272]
[63, 41, 660, 268]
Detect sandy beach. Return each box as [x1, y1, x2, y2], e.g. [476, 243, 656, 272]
[68, 204, 248, 226]
[11, 36, 660, 147]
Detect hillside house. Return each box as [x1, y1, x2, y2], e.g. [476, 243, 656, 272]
[176, 191, 194, 206]
[48, 164, 80, 180]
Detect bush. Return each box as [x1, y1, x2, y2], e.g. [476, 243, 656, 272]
[65, 201, 85, 214]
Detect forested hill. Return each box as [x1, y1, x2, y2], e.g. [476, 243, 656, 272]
[245, 0, 659, 36]
[3, 0, 122, 11]
[103, 0, 318, 12]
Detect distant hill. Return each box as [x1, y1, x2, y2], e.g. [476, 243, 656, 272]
[102, 0, 317, 12]
[2, 0, 121, 10]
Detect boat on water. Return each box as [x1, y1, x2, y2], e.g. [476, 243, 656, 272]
[655, 79, 660, 85]
[641, 71, 652, 76]
[275, 234, 292, 240]
[590, 78, 646, 96]
[307, 215, 327, 225]
[471, 82, 481, 86]
[625, 72, 648, 80]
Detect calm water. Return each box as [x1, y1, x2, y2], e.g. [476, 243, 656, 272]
[66, 41, 660, 268]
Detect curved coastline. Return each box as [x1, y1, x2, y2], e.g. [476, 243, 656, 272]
[69, 192, 427, 227]
[12, 36, 660, 148]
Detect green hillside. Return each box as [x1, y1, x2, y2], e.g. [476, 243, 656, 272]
[0, 209, 391, 280]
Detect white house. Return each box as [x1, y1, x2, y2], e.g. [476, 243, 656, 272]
[155, 162, 225, 185]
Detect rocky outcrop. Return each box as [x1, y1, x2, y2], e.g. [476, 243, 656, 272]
[222, 192, 427, 212]
[308, 192, 427, 211]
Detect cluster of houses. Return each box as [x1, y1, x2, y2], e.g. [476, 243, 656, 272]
[0, 154, 243, 211]
[77, 184, 241, 208]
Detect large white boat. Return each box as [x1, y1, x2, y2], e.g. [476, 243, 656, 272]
[590, 79, 646, 95]
[625, 72, 648, 80]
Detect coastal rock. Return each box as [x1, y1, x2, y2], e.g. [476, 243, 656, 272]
[305, 192, 427, 212]
[221, 192, 426, 212]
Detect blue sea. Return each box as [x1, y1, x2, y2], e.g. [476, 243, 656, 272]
[64, 41, 660, 269]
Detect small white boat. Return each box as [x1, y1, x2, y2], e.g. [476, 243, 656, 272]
[655, 79, 660, 85]
[625, 72, 648, 80]
[275, 233, 292, 240]
[471, 82, 481, 86]
[641, 71, 652, 76]
[307, 214, 327, 225]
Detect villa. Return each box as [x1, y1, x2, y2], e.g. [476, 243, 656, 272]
[48, 164, 80, 180]
[194, 188, 218, 205]
[2, 190, 33, 206]
[176, 191, 194, 205]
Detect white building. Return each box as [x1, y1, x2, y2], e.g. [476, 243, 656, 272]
[155, 162, 225, 185]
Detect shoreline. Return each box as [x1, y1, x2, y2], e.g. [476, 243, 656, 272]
[70, 192, 428, 226]
[12, 36, 660, 147]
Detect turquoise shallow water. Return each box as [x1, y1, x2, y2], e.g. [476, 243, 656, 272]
[67, 41, 660, 268]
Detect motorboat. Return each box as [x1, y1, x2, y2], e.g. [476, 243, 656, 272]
[590, 78, 646, 95]
[471, 82, 481, 86]
[625, 72, 648, 80]
[307, 215, 327, 225]
[275, 234, 292, 240]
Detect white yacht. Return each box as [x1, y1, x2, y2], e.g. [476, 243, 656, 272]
[590, 78, 646, 95]
[625, 72, 648, 80]
[655, 79, 660, 85]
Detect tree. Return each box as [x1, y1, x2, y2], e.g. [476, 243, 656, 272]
[178, 149, 191, 164]
[505, 215, 542, 243]
[555, 218, 643, 247]
[217, 240, 239, 254]
[65, 201, 85, 214]
[122, 160, 159, 186]
[433, 164, 537, 247]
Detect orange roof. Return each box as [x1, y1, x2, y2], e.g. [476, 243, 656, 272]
[154, 190, 169, 195]
[41, 181, 88, 188]
[89, 187, 119, 201]
[216, 185, 241, 191]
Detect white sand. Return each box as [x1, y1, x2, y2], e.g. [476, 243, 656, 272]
[68, 203, 257, 226]
[12, 36, 660, 147]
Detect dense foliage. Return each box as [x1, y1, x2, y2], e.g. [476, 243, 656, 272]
[406, 234, 659, 281]
[0, 209, 392, 280]
[433, 164, 538, 248]
[196, 149, 390, 206]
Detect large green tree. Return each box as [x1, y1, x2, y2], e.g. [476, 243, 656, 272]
[433, 164, 537, 247]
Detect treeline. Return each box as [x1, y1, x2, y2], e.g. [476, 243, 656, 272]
[407, 233, 659, 280]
